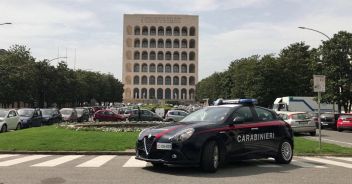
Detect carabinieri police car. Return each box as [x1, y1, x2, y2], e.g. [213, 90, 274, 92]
[136, 99, 294, 172]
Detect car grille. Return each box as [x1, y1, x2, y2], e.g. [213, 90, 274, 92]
[138, 136, 156, 157]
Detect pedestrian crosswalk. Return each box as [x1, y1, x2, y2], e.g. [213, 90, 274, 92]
[0, 154, 351, 169]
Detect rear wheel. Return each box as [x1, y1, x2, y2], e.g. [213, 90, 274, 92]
[200, 141, 220, 173]
[275, 140, 293, 164]
[16, 123, 22, 130]
[0, 124, 7, 133]
[337, 128, 343, 132]
[309, 131, 316, 136]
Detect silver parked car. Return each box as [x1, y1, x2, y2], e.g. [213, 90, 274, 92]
[60, 108, 78, 122]
[0, 109, 21, 132]
[164, 109, 189, 122]
[277, 111, 316, 136]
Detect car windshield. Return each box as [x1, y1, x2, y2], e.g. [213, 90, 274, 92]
[292, 113, 310, 120]
[180, 107, 232, 123]
[76, 109, 84, 116]
[0, 109, 8, 118]
[340, 115, 352, 120]
[41, 109, 53, 116]
[60, 109, 72, 115]
[18, 109, 34, 117]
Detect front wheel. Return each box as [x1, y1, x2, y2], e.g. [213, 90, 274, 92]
[200, 141, 220, 173]
[0, 124, 7, 133]
[16, 123, 22, 130]
[275, 140, 293, 164]
[337, 128, 343, 132]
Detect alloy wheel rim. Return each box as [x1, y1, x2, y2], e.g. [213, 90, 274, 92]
[213, 145, 219, 168]
[281, 142, 292, 161]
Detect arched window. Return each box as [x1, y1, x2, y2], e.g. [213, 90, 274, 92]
[165, 76, 171, 85]
[157, 51, 164, 60]
[150, 39, 156, 48]
[150, 51, 156, 60]
[142, 26, 148, 35]
[189, 51, 195, 60]
[166, 26, 172, 36]
[149, 64, 156, 72]
[142, 64, 148, 72]
[173, 64, 179, 73]
[165, 64, 171, 73]
[141, 51, 148, 60]
[158, 26, 164, 36]
[142, 39, 148, 48]
[157, 39, 164, 48]
[133, 76, 140, 85]
[133, 63, 140, 72]
[165, 51, 171, 60]
[165, 39, 172, 48]
[173, 76, 179, 85]
[141, 88, 147, 99]
[189, 39, 195, 48]
[141, 76, 148, 85]
[173, 27, 180, 36]
[181, 27, 187, 36]
[181, 88, 187, 99]
[189, 64, 195, 73]
[173, 52, 180, 60]
[189, 89, 195, 100]
[189, 76, 195, 85]
[150, 26, 156, 36]
[181, 52, 187, 61]
[157, 76, 163, 85]
[149, 76, 155, 85]
[165, 88, 171, 99]
[173, 39, 180, 48]
[181, 64, 187, 73]
[173, 88, 179, 99]
[190, 27, 196, 36]
[181, 39, 187, 48]
[157, 64, 163, 72]
[134, 26, 140, 35]
[149, 88, 155, 99]
[157, 88, 163, 99]
[134, 51, 140, 60]
[133, 88, 139, 99]
[181, 76, 187, 85]
[134, 39, 140, 48]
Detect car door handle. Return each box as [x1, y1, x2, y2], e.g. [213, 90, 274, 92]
[251, 128, 259, 131]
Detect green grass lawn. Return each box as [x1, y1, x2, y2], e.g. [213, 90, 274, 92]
[0, 126, 139, 151]
[0, 126, 352, 155]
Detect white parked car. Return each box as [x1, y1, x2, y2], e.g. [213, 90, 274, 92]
[0, 109, 22, 133]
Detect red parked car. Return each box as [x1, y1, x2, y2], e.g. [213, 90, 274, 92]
[93, 110, 126, 122]
[337, 114, 352, 132]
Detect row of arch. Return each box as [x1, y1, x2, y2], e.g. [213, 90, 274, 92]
[131, 76, 196, 86]
[133, 26, 196, 36]
[128, 88, 195, 100]
[133, 63, 195, 73]
[133, 51, 196, 61]
[133, 38, 195, 49]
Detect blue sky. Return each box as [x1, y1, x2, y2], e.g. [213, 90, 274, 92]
[1, 0, 352, 80]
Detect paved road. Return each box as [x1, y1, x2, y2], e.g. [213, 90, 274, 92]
[0, 154, 352, 184]
[302, 129, 352, 148]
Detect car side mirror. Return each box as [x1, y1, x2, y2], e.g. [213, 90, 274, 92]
[232, 117, 244, 124]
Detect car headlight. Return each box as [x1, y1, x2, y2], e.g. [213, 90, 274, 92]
[169, 128, 194, 142]
[139, 128, 149, 138]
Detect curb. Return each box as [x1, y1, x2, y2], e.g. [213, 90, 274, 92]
[0, 150, 136, 156]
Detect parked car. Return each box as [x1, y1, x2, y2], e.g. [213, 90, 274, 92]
[76, 107, 90, 122]
[60, 108, 78, 122]
[40, 108, 62, 124]
[277, 111, 316, 136]
[93, 109, 126, 122]
[164, 109, 189, 122]
[337, 114, 352, 132]
[0, 109, 21, 132]
[308, 112, 319, 128]
[128, 109, 163, 121]
[320, 113, 340, 130]
[18, 108, 43, 127]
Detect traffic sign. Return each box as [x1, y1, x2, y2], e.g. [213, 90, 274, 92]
[313, 75, 326, 92]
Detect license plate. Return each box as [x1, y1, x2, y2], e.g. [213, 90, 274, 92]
[298, 121, 308, 125]
[156, 143, 172, 150]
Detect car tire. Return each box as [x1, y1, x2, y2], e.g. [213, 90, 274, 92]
[337, 128, 343, 132]
[0, 124, 7, 133]
[309, 131, 316, 136]
[275, 140, 293, 164]
[151, 162, 165, 168]
[16, 123, 22, 130]
[200, 141, 220, 173]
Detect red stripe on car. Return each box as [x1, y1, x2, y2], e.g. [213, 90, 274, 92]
[155, 125, 183, 139]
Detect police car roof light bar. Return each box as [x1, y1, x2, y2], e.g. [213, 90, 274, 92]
[214, 98, 257, 105]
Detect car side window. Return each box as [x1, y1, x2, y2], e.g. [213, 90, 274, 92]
[9, 111, 16, 117]
[255, 107, 274, 121]
[230, 106, 254, 123]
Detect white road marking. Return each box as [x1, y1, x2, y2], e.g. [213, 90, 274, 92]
[0, 155, 49, 166]
[122, 156, 147, 167]
[0, 154, 17, 159]
[76, 155, 116, 167]
[326, 157, 352, 162]
[301, 157, 352, 168]
[31, 155, 83, 167]
[292, 159, 327, 168]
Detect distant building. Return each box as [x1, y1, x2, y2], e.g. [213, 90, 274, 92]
[122, 14, 199, 103]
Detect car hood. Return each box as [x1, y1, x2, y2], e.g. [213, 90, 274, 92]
[20, 117, 31, 121]
[0, 117, 4, 121]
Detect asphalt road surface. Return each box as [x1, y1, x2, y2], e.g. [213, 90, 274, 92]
[0, 154, 351, 184]
[303, 129, 352, 148]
